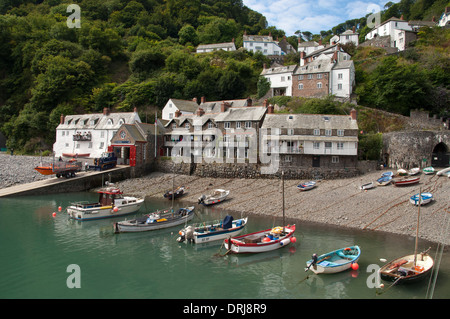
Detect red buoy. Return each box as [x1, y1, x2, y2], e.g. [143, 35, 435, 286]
[351, 263, 359, 270]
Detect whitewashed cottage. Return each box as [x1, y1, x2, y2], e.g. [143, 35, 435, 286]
[53, 108, 141, 158]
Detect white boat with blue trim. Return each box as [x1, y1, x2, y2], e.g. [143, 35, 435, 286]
[177, 216, 248, 244]
[410, 192, 433, 206]
[297, 181, 316, 191]
[305, 246, 361, 274]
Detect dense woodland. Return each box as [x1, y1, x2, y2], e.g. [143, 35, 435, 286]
[0, 0, 449, 154]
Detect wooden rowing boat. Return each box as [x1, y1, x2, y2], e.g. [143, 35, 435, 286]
[392, 176, 420, 186]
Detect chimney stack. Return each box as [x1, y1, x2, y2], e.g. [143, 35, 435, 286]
[267, 104, 274, 114]
[103, 107, 110, 116]
[133, 107, 138, 113]
[192, 97, 197, 103]
[175, 110, 182, 118]
[196, 108, 205, 117]
[60, 114, 65, 124]
[300, 51, 306, 66]
[263, 99, 268, 108]
[350, 108, 357, 121]
[400, 14, 404, 20]
[247, 97, 253, 106]
[221, 102, 230, 112]
[352, 26, 356, 33]
[201, 96, 206, 104]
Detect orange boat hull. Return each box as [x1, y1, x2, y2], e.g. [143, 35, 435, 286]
[34, 166, 54, 175]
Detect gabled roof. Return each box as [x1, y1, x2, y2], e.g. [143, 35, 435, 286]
[59, 112, 140, 130]
[197, 42, 236, 50]
[214, 107, 267, 122]
[168, 99, 199, 113]
[294, 57, 334, 75]
[261, 64, 297, 75]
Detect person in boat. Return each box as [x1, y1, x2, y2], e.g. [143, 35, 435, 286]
[59, 156, 63, 161]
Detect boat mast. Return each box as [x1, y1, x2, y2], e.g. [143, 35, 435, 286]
[414, 187, 421, 268]
[172, 164, 175, 211]
[282, 171, 285, 234]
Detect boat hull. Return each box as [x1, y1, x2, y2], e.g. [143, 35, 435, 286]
[297, 181, 316, 191]
[34, 166, 55, 175]
[436, 167, 450, 176]
[423, 167, 435, 175]
[114, 207, 194, 233]
[306, 246, 361, 274]
[409, 192, 433, 206]
[190, 218, 248, 244]
[392, 177, 420, 186]
[198, 189, 230, 206]
[67, 200, 144, 221]
[360, 182, 375, 190]
[224, 225, 296, 254]
[63, 153, 90, 158]
[379, 253, 434, 285]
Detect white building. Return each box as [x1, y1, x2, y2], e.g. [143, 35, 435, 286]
[53, 108, 141, 158]
[297, 40, 324, 55]
[329, 27, 359, 46]
[330, 60, 355, 98]
[365, 16, 413, 50]
[196, 41, 236, 53]
[439, 7, 450, 27]
[243, 33, 285, 55]
[162, 98, 199, 121]
[260, 64, 297, 97]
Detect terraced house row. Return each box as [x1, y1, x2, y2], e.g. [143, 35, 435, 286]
[161, 98, 359, 171]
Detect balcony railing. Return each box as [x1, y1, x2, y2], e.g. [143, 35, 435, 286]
[73, 133, 92, 141]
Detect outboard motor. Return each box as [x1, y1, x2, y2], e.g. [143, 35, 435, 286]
[198, 195, 205, 204]
[177, 226, 194, 243]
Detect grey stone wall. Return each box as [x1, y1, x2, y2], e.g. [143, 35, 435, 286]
[383, 131, 450, 168]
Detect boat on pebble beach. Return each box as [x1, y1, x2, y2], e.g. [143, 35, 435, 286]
[423, 167, 435, 175]
[410, 192, 433, 206]
[392, 176, 420, 186]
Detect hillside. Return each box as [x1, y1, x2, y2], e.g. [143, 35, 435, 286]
[0, 0, 449, 154]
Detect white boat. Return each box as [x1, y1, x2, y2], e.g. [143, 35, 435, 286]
[198, 189, 230, 206]
[397, 169, 408, 176]
[223, 225, 296, 254]
[408, 167, 420, 176]
[177, 216, 248, 244]
[376, 176, 392, 186]
[360, 182, 375, 190]
[436, 167, 450, 176]
[114, 206, 195, 233]
[392, 176, 420, 186]
[423, 167, 435, 175]
[67, 184, 144, 221]
[410, 192, 433, 206]
[297, 181, 316, 191]
[305, 246, 361, 274]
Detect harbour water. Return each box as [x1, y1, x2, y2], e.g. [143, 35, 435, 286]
[0, 192, 448, 299]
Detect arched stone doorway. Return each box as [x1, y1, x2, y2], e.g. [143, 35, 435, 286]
[431, 142, 449, 167]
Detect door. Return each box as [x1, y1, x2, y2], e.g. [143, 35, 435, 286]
[129, 146, 136, 167]
[312, 156, 320, 167]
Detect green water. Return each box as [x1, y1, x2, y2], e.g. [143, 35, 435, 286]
[0, 192, 448, 299]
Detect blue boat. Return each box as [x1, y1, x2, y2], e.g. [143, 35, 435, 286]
[410, 192, 433, 206]
[297, 181, 316, 191]
[305, 246, 361, 274]
[382, 171, 394, 177]
[376, 175, 392, 186]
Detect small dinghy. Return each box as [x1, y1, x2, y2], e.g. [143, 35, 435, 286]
[423, 167, 435, 175]
[408, 167, 420, 176]
[436, 167, 450, 176]
[360, 182, 375, 190]
[163, 186, 185, 199]
[376, 176, 392, 186]
[305, 246, 361, 274]
[392, 176, 420, 186]
[379, 251, 434, 284]
[410, 192, 433, 206]
[198, 189, 230, 206]
[297, 181, 316, 191]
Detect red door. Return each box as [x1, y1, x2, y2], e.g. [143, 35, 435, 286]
[130, 146, 136, 167]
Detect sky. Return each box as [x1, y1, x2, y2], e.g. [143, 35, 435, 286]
[242, 0, 393, 35]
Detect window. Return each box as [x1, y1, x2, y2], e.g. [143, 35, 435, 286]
[285, 155, 292, 162]
[281, 76, 285, 82]
[88, 142, 93, 149]
[185, 123, 190, 129]
[298, 83, 304, 90]
[62, 131, 65, 136]
[332, 156, 339, 163]
[337, 142, 344, 150]
[101, 131, 105, 138]
[313, 142, 320, 149]
[169, 113, 173, 119]
[337, 129, 344, 136]
[314, 129, 320, 136]
[236, 122, 241, 129]
[208, 122, 214, 129]
[307, 74, 313, 79]
[317, 74, 322, 79]
[325, 129, 332, 136]
[224, 122, 231, 129]
[172, 123, 177, 129]
[325, 142, 332, 149]
[287, 128, 294, 135]
[298, 75, 303, 80]
[245, 121, 252, 128]
[99, 142, 104, 149]
[338, 73, 343, 79]
[317, 82, 322, 89]
[338, 83, 343, 90]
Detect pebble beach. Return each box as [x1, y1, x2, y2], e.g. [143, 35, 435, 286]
[1, 153, 448, 245]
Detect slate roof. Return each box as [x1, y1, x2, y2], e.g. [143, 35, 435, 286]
[262, 113, 358, 130]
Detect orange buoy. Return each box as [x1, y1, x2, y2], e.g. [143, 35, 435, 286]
[52, 212, 57, 217]
[351, 262, 359, 270]
[290, 237, 297, 243]
[58, 206, 62, 212]
[113, 207, 119, 212]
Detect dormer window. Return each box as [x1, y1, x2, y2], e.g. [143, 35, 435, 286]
[118, 119, 125, 126]
[107, 119, 113, 125]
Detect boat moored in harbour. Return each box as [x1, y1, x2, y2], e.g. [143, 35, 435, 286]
[67, 183, 144, 221]
[305, 246, 361, 274]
